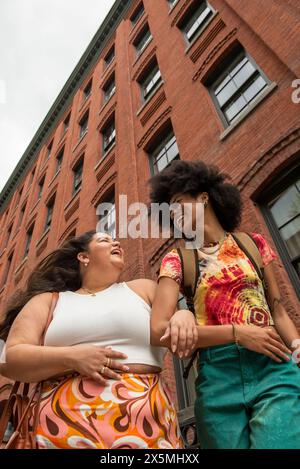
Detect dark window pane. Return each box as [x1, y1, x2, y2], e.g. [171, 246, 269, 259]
[184, 3, 212, 43]
[104, 78, 116, 103]
[98, 201, 116, 239]
[269, 182, 300, 227]
[136, 28, 152, 55]
[143, 67, 161, 100]
[105, 48, 115, 67]
[152, 132, 179, 173]
[131, 3, 144, 26]
[279, 216, 300, 259]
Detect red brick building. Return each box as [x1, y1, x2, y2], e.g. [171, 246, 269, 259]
[0, 0, 299, 443]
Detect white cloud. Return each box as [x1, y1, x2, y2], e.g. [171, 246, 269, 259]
[0, 0, 115, 193]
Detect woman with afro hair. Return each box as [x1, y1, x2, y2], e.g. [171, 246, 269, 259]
[149, 159, 300, 449]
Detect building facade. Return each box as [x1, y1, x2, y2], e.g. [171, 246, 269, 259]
[0, 0, 299, 446]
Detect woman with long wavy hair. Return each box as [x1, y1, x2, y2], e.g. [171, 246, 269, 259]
[0, 230, 183, 449]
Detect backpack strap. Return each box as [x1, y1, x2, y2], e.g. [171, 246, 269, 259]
[231, 232, 263, 280]
[176, 247, 200, 379]
[231, 232, 269, 298]
[176, 247, 199, 314]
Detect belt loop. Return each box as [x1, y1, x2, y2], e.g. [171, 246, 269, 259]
[206, 347, 211, 362]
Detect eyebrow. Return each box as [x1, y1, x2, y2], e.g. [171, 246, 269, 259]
[96, 235, 112, 241]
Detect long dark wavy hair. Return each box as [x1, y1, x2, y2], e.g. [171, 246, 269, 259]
[0, 229, 96, 341]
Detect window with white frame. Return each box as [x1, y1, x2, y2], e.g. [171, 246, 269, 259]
[97, 196, 116, 239]
[180, 1, 214, 44]
[130, 2, 144, 27]
[102, 119, 116, 155]
[209, 51, 270, 126]
[134, 25, 152, 57]
[148, 127, 180, 174]
[103, 74, 116, 104]
[139, 61, 162, 102]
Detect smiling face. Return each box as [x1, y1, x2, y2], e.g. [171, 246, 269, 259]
[77, 232, 125, 275]
[170, 192, 208, 233]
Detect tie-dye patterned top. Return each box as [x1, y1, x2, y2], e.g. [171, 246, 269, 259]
[158, 232, 277, 327]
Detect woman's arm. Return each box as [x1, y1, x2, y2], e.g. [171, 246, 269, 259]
[150, 277, 179, 349]
[4, 292, 72, 381]
[151, 278, 291, 362]
[264, 261, 300, 355]
[151, 278, 231, 355]
[4, 292, 129, 383]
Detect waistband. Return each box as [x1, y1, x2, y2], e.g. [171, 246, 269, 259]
[198, 342, 250, 363]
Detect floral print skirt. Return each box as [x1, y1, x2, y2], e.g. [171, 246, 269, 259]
[35, 372, 183, 449]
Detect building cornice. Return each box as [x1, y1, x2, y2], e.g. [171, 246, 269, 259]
[0, 0, 133, 213]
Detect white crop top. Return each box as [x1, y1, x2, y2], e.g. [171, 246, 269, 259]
[44, 282, 165, 369]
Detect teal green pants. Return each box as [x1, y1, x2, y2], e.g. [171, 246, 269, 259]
[195, 343, 300, 449]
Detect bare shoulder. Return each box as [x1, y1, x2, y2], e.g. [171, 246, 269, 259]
[6, 292, 56, 347]
[126, 279, 157, 306]
[25, 292, 54, 311]
[12, 292, 54, 326]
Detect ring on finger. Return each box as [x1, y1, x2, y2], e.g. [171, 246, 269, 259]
[100, 365, 105, 374]
[106, 357, 111, 368]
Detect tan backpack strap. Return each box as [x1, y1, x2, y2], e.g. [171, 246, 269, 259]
[231, 232, 263, 280]
[177, 248, 199, 313]
[176, 248, 200, 380]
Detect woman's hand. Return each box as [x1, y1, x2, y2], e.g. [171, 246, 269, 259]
[236, 325, 292, 363]
[160, 309, 198, 358]
[65, 345, 130, 384]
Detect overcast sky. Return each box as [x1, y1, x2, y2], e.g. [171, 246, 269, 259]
[0, 0, 115, 193]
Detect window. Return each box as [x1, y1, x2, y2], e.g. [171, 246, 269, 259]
[260, 170, 300, 297]
[17, 203, 26, 229]
[97, 196, 116, 239]
[24, 225, 34, 258]
[38, 176, 45, 200]
[72, 159, 84, 195]
[104, 46, 115, 69]
[134, 25, 152, 57]
[79, 111, 89, 139]
[63, 113, 70, 133]
[5, 224, 13, 248]
[148, 127, 180, 174]
[29, 168, 36, 187]
[139, 61, 162, 102]
[44, 198, 55, 232]
[102, 119, 116, 156]
[83, 80, 92, 101]
[55, 147, 64, 174]
[209, 51, 270, 126]
[14, 186, 23, 211]
[1, 251, 14, 288]
[180, 1, 214, 43]
[103, 74, 116, 103]
[17, 186, 23, 205]
[130, 3, 144, 26]
[45, 140, 53, 160]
